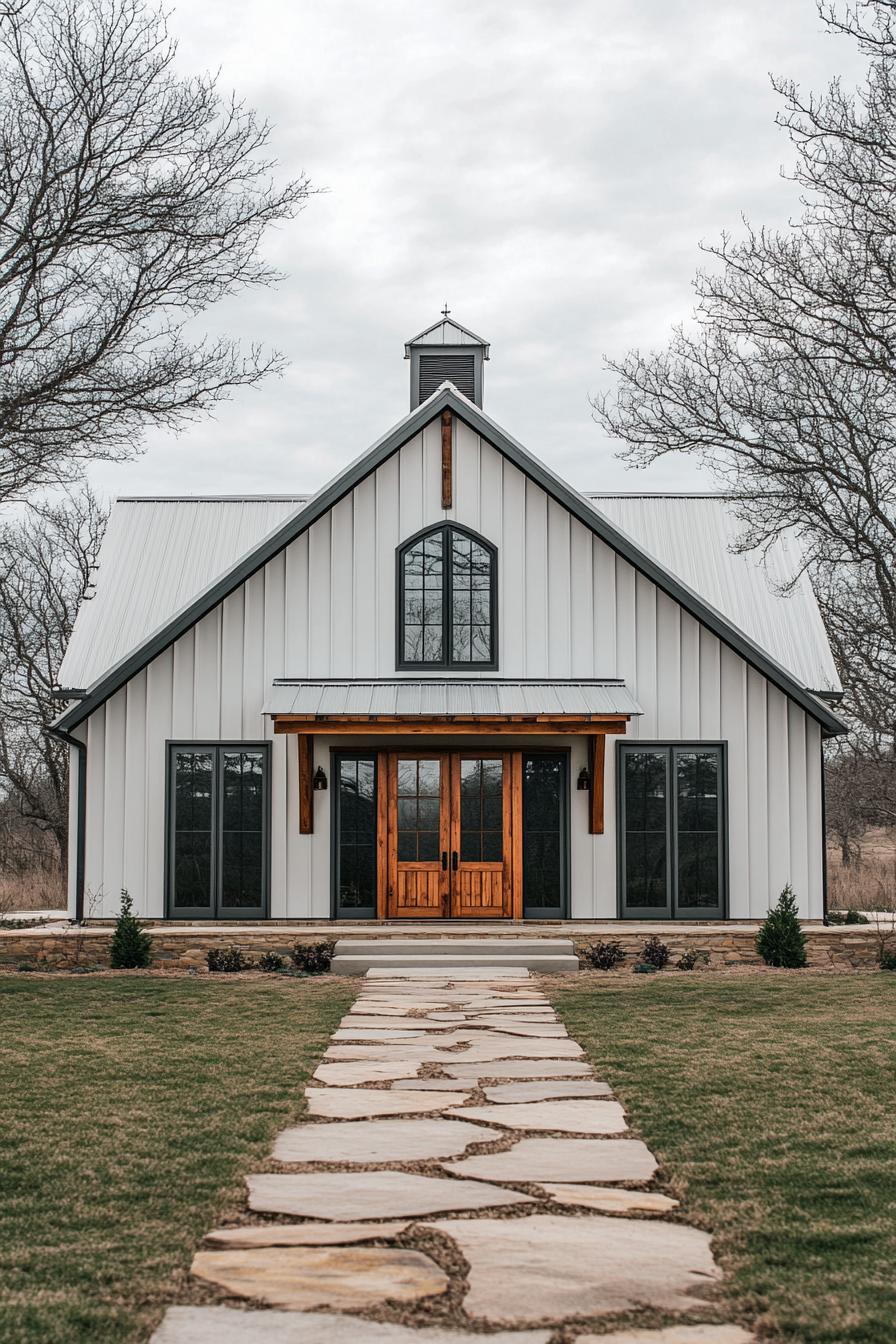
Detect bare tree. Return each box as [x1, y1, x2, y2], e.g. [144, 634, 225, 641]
[0, 0, 312, 501]
[594, 1, 896, 762]
[0, 488, 108, 860]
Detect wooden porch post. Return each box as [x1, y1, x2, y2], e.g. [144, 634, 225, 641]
[297, 734, 314, 834]
[589, 734, 606, 835]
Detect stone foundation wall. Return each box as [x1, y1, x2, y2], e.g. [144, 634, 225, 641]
[0, 925, 885, 970]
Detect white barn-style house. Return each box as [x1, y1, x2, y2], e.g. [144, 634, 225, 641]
[53, 318, 845, 925]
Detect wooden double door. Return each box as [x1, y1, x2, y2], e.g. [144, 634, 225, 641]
[383, 751, 518, 918]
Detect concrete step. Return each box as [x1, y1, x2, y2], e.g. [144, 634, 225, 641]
[330, 938, 579, 975]
[334, 937, 575, 957]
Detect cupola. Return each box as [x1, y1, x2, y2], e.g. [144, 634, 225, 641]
[405, 311, 489, 409]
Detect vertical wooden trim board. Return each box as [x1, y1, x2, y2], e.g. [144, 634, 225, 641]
[589, 733, 606, 835]
[441, 410, 453, 508]
[298, 735, 313, 834]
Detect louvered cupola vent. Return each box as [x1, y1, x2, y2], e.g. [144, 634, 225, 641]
[418, 353, 475, 401]
[404, 314, 490, 409]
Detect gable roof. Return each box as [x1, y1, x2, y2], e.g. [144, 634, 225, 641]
[404, 318, 490, 354]
[54, 385, 846, 736]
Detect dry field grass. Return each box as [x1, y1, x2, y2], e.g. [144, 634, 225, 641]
[828, 827, 896, 912]
[0, 867, 66, 913]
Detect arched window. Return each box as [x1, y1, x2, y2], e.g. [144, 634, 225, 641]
[397, 524, 497, 669]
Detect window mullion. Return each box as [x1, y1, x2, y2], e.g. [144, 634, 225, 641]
[667, 747, 676, 918]
[444, 525, 452, 668]
[213, 747, 222, 917]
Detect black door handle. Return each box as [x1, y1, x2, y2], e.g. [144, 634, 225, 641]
[441, 850, 448, 870]
[451, 851, 458, 871]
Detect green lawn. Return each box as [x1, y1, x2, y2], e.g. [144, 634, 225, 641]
[550, 972, 896, 1344]
[0, 974, 352, 1344]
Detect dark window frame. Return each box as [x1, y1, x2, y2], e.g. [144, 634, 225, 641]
[331, 750, 378, 920]
[396, 522, 498, 670]
[616, 741, 728, 921]
[165, 740, 271, 920]
[521, 748, 570, 919]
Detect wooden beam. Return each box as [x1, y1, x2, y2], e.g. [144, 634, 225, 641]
[441, 409, 452, 508]
[589, 733, 606, 835]
[297, 734, 313, 834]
[274, 716, 630, 736]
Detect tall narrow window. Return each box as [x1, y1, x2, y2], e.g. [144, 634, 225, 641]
[334, 755, 378, 918]
[522, 753, 568, 918]
[398, 524, 497, 669]
[618, 743, 726, 920]
[168, 744, 269, 918]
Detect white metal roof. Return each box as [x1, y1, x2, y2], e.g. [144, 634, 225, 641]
[587, 494, 840, 694]
[58, 497, 305, 689]
[59, 490, 839, 696]
[263, 680, 643, 718]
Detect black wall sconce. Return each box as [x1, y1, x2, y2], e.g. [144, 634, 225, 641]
[312, 766, 328, 791]
[577, 767, 590, 791]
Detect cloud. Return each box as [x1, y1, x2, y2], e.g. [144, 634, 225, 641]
[87, 0, 867, 499]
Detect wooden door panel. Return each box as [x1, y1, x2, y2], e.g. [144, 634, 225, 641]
[394, 869, 444, 916]
[451, 866, 505, 918]
[449, 752, 512, 918]
[386, 752, 449, 918]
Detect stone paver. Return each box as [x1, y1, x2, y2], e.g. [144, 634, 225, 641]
[448, 1098, 628, 1134]
[312, 1060, 424, 1086]
[482, 1079, 613, 1101]
[167, 966, 747, 1344]
[576, 1330, 754, 1344]
[190, 1244, 448, 1311]
[304, 1087, 469, 1117]
[402, 1077, 478, 1090]
[150, 1306, 552, 1343]
[272, 1117, 499, 1163]
[246, 1170, 535, 1220]
[325, 1036, 584, 1062]
[203, 1222, 410, 1248]
[422, 1214, 720, 1322]
[445, 1135, 658, 1182]
[539, 1183, 679, 1213]
[441, 1058, 593, 1080]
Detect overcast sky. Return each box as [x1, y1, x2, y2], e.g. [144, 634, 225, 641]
[88, 0, 866, 501]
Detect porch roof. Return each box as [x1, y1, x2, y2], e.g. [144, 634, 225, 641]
[263, 679, 643, 720]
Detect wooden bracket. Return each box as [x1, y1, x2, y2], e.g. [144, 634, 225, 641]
[589, 734, 606, 835]
[298, 734, 313, 834]
[441, 409, 453, 509]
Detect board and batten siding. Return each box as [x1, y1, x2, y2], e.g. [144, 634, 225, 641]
[73, 418, 824, 919]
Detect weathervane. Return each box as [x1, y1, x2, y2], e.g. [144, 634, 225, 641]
[441, 302, 450, 318]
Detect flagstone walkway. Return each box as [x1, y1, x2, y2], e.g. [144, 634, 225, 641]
[151, 969, 754, 1344]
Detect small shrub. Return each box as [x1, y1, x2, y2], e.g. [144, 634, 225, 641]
[640, 936, 670, 969]
[676, 948, 709, 971]
[258, 950, 285, 972]
[109, 890, 152, 969]
[290, 940, 336, 974]
[17, 962, 35, 972]
[879, 946, 896, 971]
[581, 940, 627, 971]
[633, 962, 659, 974]
[845, 909, 870, 925]
[207, 945, 254, 973]
[826, 910, 846, 925]
[756, 885, 807, 968]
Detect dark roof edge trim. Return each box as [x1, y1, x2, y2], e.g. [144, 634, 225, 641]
[53, 385, 847, 737]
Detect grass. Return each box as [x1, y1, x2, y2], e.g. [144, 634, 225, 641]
[549, 972, 896, 1344]
[0, 973, 352, 1344]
